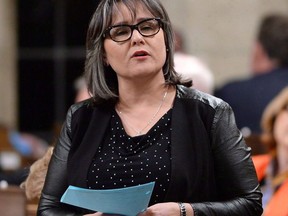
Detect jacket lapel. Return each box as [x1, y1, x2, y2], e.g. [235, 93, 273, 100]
[165, 97, 196, 201]
[68, 105, 111, 187]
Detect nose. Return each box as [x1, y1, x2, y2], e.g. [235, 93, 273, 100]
[131, 29, 144, 44]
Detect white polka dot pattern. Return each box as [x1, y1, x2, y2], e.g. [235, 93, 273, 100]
[86, 109, 173, 205]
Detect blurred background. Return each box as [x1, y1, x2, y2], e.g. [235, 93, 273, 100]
[1, 2, 287, 214]
[0, 0, 288, 137]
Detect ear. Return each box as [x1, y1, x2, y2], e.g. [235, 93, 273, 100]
[103, 53, 109, 66]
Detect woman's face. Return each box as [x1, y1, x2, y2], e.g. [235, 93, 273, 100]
[103, 3, 167, 82]
[274, 109, 288, 150]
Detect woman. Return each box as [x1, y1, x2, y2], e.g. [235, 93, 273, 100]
[37, 0, 263, 215]
[253, 87, 288, 216]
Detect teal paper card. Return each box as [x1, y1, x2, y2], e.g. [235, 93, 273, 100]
[61, 182, 155, 216]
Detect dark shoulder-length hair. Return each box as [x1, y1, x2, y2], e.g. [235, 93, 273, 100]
[261, 86, 288, 153]
[84, 0, 191, 103]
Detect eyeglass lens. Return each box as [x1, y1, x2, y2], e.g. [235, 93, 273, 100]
[109, 19, 160, 42]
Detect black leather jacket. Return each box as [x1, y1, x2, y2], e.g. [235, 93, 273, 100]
[37, 85, 263, 216]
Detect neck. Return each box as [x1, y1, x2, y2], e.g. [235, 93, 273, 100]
[115, 85, 173, 136]
[117, 70, 166, 105]
[117, 83, 168, 109]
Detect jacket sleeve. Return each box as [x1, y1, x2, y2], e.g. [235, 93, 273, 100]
[191, 102, 263, 216]
[37, 107, 89, 216]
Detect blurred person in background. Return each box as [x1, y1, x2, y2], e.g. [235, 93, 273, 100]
[0, 76, 90, 187]
[214, 13, 288, 135]
[74, 76, 91, 103]
[174, 29, 215, 94]
[20, 146, 54, 200]
[252, 86, 288, 216]
[0, 128, 48, 186]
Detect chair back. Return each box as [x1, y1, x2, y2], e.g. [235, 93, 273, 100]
[0, 186, 27, 216]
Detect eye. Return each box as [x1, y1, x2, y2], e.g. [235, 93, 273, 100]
[140, 23, 155, 31]
[111, 26, 130, 37]
[139, 20, 158, 34]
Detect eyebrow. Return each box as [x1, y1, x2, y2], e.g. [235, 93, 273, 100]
[112, 17, 154, 26]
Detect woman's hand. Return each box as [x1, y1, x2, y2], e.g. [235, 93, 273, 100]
[84, 213, 120, 216]
[138, 202, 194, 216]
[84, 213, 102, 216]
[84, 202, 194, 216]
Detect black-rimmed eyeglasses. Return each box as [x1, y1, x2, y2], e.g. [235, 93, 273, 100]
[103, 18, 162, 42]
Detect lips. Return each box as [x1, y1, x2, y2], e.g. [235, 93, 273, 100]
[132, 50, 149, 58]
